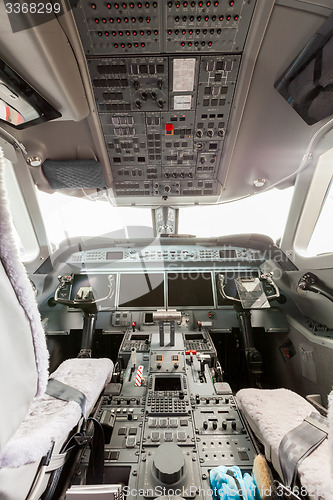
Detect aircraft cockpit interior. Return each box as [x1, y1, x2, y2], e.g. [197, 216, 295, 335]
[0, 1, 333, 499]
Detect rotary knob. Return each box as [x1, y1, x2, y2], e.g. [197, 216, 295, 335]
[152, 443, 185, 484]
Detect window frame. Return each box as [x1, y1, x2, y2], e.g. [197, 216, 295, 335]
[292, 147, 333, 267]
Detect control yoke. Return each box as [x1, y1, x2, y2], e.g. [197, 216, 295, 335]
[216, 273, 280, 383]
[54, 274, 115, 357]
[54, 274, 116, 313]
[217, 273, 280, 308]
[298, 272, 333, 303]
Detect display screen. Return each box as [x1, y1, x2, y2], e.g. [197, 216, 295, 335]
[71, 274, 116, 307]
[154, 376, 181, 392]
[118, 273, 164, 308]
[215, 271, 258, 305]
[219, 248, 237, 259]
[106, 251, 123, 260]
[130, 334, 149, 341]
[167, 272, 214, 307]
[185, 333, 204, 340]
[144, 312, 154, 323]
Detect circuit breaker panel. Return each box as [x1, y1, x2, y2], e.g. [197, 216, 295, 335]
[72, 0, 256, 198]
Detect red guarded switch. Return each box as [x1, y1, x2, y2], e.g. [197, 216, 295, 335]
[165, 123, 174, 135]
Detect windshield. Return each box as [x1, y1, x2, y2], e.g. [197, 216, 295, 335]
[36, 186, 294, 250]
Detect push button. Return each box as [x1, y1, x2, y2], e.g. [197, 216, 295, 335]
[165, 123, 174, 135]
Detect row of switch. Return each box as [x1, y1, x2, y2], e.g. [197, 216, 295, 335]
[174, 14, 238, 21]
[202, 419, 237, 431]
[108, 41, 148, 47]
[195, 395, 231, 404]
[149, 430, 187, 442]
[168, 28, 222, 34]
[168, 0, 236, 6]
[111, 398, 142, 405]
[91, 2, 158, 9]
[179, 41, 213, 47]
[164, 172, 195, 179]
[148, 417, 188, 428]
[196, 129, 224, 138]
[95, 16, 155, 23]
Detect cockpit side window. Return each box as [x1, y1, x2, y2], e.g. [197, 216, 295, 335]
[2, 158, 39, 262]
[290, 145, 333, 267]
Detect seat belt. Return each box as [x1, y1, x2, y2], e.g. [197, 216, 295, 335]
[46, 378, 87, 415]
[45, 380, 105, 483]
[278, 411, 328, 489]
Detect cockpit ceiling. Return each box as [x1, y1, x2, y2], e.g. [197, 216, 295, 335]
[0, 0, 332, 205]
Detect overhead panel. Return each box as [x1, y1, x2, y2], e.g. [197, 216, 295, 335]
[72, 0, 256, 199]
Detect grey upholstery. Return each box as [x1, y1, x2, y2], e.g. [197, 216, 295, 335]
[0, 261, 38, 452]
[237, 388, 333, 499]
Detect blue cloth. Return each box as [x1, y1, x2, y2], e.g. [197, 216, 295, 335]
[210, 466, 260, 500]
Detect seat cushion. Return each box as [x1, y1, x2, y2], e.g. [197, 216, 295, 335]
[0, 358, 113, 468]
[236, 388, 332, 499]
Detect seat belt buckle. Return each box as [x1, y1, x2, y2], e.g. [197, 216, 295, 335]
[74, 435, 93, 447]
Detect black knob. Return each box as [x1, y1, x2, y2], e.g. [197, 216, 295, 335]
[128, 413, 133, 420]
[195, 395, 200, 404]
[152, 443, 185, 484]
[157, 363, 162, 369]
[174, 363, 179, 369]
[215, 398, 219, 404]
[206, 398, 210, 404]
[212, 421, 217, 430]
[222, 420, 227, 430]
[203, 420, 208, 430]
[232, 420, 237, 430]
[158, 100, 164, 109]
[179, 391, 184, 399]
[141, 92, 148, 101]
[135, 100, 142, 109]
[225, 398, 229, 404]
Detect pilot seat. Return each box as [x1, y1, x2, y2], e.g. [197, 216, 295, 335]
[0, 154, 113, 499]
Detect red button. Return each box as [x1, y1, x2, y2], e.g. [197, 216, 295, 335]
[165, 123, 173, 134]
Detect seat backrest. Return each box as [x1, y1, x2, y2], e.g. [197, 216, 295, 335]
[0, 150, 49, 452]
[329, 391, 333, 477]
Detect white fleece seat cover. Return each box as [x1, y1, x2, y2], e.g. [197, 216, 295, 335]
[0, 358, 113, 469]
[237, 388, 333, 499]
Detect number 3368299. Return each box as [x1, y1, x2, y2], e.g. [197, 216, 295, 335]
[5, 3, 61, 14]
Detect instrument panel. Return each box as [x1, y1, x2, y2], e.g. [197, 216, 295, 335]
[60, 244, 266, 311]
[69, 0, 257, 199]
[69, 244, 265, 264]
[70, 327, 257, 496]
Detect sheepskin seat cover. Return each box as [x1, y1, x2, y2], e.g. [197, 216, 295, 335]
[237, 388, 333, 499]
[0, 358, 113, 469]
